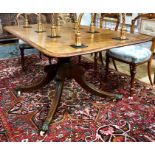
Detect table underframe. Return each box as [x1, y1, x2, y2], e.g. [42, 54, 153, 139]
[15, 57, 122, 135]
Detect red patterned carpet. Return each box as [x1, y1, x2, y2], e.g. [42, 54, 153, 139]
[0, 55, 155, 142]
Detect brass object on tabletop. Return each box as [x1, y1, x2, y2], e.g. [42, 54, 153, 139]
[100, 16, 103, 28]
[89, 13, 95, 33]
[23, 14, 31, 28]
[38, 23, 43, 32]
[120, 13, 127, 40]
[50, 13, 60, 38]
[112, 13, 127, 40]
[75, 31, 82, 46]
[36, 13, 44, 32]
[16, 13, 31, 28]
[74, 13, 84, 47]
[51, 25, 57, 37]
[90, 22, 95, 33]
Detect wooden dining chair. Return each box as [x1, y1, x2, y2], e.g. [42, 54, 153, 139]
[105, 13, 155, 96]
[93, 13, 120, 71]
[16, 13, 52, 71]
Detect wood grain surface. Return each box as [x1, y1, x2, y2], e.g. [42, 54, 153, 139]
[4, 24, 153, 58]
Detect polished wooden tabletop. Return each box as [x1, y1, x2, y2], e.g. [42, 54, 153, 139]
[4, 24, 153, 58]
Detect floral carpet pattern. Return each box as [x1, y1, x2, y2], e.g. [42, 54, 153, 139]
[0, 55, 155, 142]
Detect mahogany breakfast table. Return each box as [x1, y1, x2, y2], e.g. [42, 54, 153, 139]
[4, 24, 154, 135]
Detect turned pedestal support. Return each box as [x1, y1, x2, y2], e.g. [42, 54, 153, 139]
[15, 57, 122, 135]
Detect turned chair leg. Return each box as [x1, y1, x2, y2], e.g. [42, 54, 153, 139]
[78, 56, 81, 63]
[130, 64, 136, 96]
[19, 47, 25, 71]
[39, 52, 42, 60]
[48, 57, 52, 65]
[99, 52, 104, 65]
[94, 53, 98, 72]
[112, 59, 118, 71]
[105, 53, 110, 80]
[147, 59, 153, 85]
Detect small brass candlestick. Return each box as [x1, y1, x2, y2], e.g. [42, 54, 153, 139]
[112, 13, 128, 40]
[38, 22, 43, 32]
[23, 14, 31, 28]
[71, 13, 87, 48]
[75, 31, 82, 46]
[74, 13, 83, 47]
[120, 13, 127, 40]
[88, 13, 98, 33]
[100, 16, 103, 28]
[51, 13, 57, 37]
[90, 13, 95, 33]
[36, 13, 45, 33]
[49, 13, 60, 38]
[120, 27, 127, 40]
[90, 22, 95, 33]
[51, 25, 57, 37]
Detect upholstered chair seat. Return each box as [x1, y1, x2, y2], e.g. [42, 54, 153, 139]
[138, 41, 152, 49]
[18, 39, 32, 49]
[108, 45, 152, 63]
[105, 14, 155, 96]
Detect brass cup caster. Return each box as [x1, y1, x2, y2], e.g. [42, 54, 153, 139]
[40, 130, 46, 136]
[17, 90, 21, 96]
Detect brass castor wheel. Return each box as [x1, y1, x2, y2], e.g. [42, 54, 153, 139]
[14, 86, 22, 97]
[40, 122, 49, 136]
[17, 90, 21, 96]
[115, 94, 123, 100]
[40, 130, 46, 136]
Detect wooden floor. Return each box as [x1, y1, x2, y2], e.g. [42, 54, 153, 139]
[83, 52, 155, 84]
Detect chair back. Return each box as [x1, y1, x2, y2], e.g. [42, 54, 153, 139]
[131, 13, 155, 33]
[15, 13, 47, 26]
[58, 13, 72, 25]
[100, 13, 120, 31]
[131, 13, 155, 54]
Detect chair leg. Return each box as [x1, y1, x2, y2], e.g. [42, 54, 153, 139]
[112, 59, 118, 71]
[48, 57, 52, 65]
[147, 59, 153, 85]
[129, 64, 132, 77]
[39, 52, 42, 60]
[105, 53, 110, 80]
[130, 64, 136, 96]
[78, 56, 81, 63]
[99, 52, 104, 65]
[94, 53, 98, 71]
[19, 47, 25, 71]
